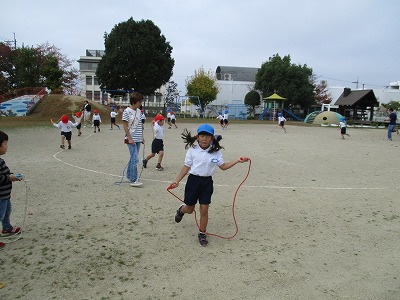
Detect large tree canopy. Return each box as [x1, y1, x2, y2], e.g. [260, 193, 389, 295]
[96, 18, 174, 96]
[186, 67, 219, 110]
[255, 54, 315, 109]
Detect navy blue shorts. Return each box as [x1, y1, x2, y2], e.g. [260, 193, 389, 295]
[61, 131, 72, 141]
[184, 174, 213, 205]
[151, 138, 164, 154]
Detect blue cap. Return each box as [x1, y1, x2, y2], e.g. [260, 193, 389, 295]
[197, 124, 214, 135]
[341, 118, 345, 122]
[278, 112, 282, 117]
[224, 110, 228, 113]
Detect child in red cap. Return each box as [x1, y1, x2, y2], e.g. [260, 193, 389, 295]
[92, 109, 102, 133]
[143, 114, 165, 171]
[72, 111, 83, 136]
[51, 114, 80, 149]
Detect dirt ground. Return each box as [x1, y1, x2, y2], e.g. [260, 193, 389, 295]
[0, 121, 399, 300]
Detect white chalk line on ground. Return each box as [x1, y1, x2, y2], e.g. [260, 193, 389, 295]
[52, 132, 389, 191]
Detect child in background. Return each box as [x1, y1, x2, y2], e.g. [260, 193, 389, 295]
[0, 131, 23, 248]
[222, 110, 229, 129]
[51, 115, 80, 149]
[167, 109, 172, 129]
[143, 114, 165, 171]
[140, 109, 146, 130]
[110, 108, 120, 130]
[278, 112, 287, 133]
[170, 110, 178, 129]
[169, 124, 249, 247]
[339, 118, 350, 139]
[92, 109, 102, 133]
[72, 111, 83, 136]
[216, 112, 224, 128]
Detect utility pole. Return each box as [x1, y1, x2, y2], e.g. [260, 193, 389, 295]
[4, 33, 17, 49]
[352, 77, 359, 89]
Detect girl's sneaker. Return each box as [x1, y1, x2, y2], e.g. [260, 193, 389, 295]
[174, 204, 184, 223]
[156, 164, 164, 171]
[198, 232, 208, 247]
[1, 226, 21, 236]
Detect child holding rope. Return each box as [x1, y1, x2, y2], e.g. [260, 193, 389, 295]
[51, 114, 80, 149]
[0, 131, 23, 249]
[169, 124, 249, 247]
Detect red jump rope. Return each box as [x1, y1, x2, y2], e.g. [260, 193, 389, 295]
[167, 158, 252, 239]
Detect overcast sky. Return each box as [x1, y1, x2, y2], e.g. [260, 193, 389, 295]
[1, 0, 399, 93]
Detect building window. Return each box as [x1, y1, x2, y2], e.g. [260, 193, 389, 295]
[86, 91, 93, 100]
[86, 76, 92, 85]
[94, 91, 100, 101]
[80, 62, 98, 71]
[93, 77, 99, 85]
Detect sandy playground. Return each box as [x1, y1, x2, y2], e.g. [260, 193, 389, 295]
[0, 121, 399, 300]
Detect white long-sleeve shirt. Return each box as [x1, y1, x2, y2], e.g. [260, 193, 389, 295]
[53, 121, 78, 132]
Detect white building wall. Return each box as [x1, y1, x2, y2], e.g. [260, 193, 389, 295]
[211, 80, 254, 106]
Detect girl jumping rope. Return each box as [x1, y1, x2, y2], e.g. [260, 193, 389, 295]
[169, 124, 249, 247]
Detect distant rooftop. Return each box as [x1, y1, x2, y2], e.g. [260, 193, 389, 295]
[85, 49, 105, 57]
[216, 66, 258, 82]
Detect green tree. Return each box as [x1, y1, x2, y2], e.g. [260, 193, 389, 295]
[381, 100, 400, 111]
[40, 55, 64, 91]
[14, 46, 41, 88]
[186, 67, 219, 111]
[96, 18, 174, 96]
[244, 90, 261, 117]
[255, 54, 315, 109]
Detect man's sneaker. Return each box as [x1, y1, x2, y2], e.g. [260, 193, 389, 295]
[1, 226, 21, 236]
[130, 181, 143, 187]
[142, 159, 147, 168]
[68, 145, 71, 149]
[156, 164, 164, 171]
[60, 145, 65, 149]
[198, 232, 209, 247]
[174, 204, 184, 223]
[0, 241, 5, 249]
